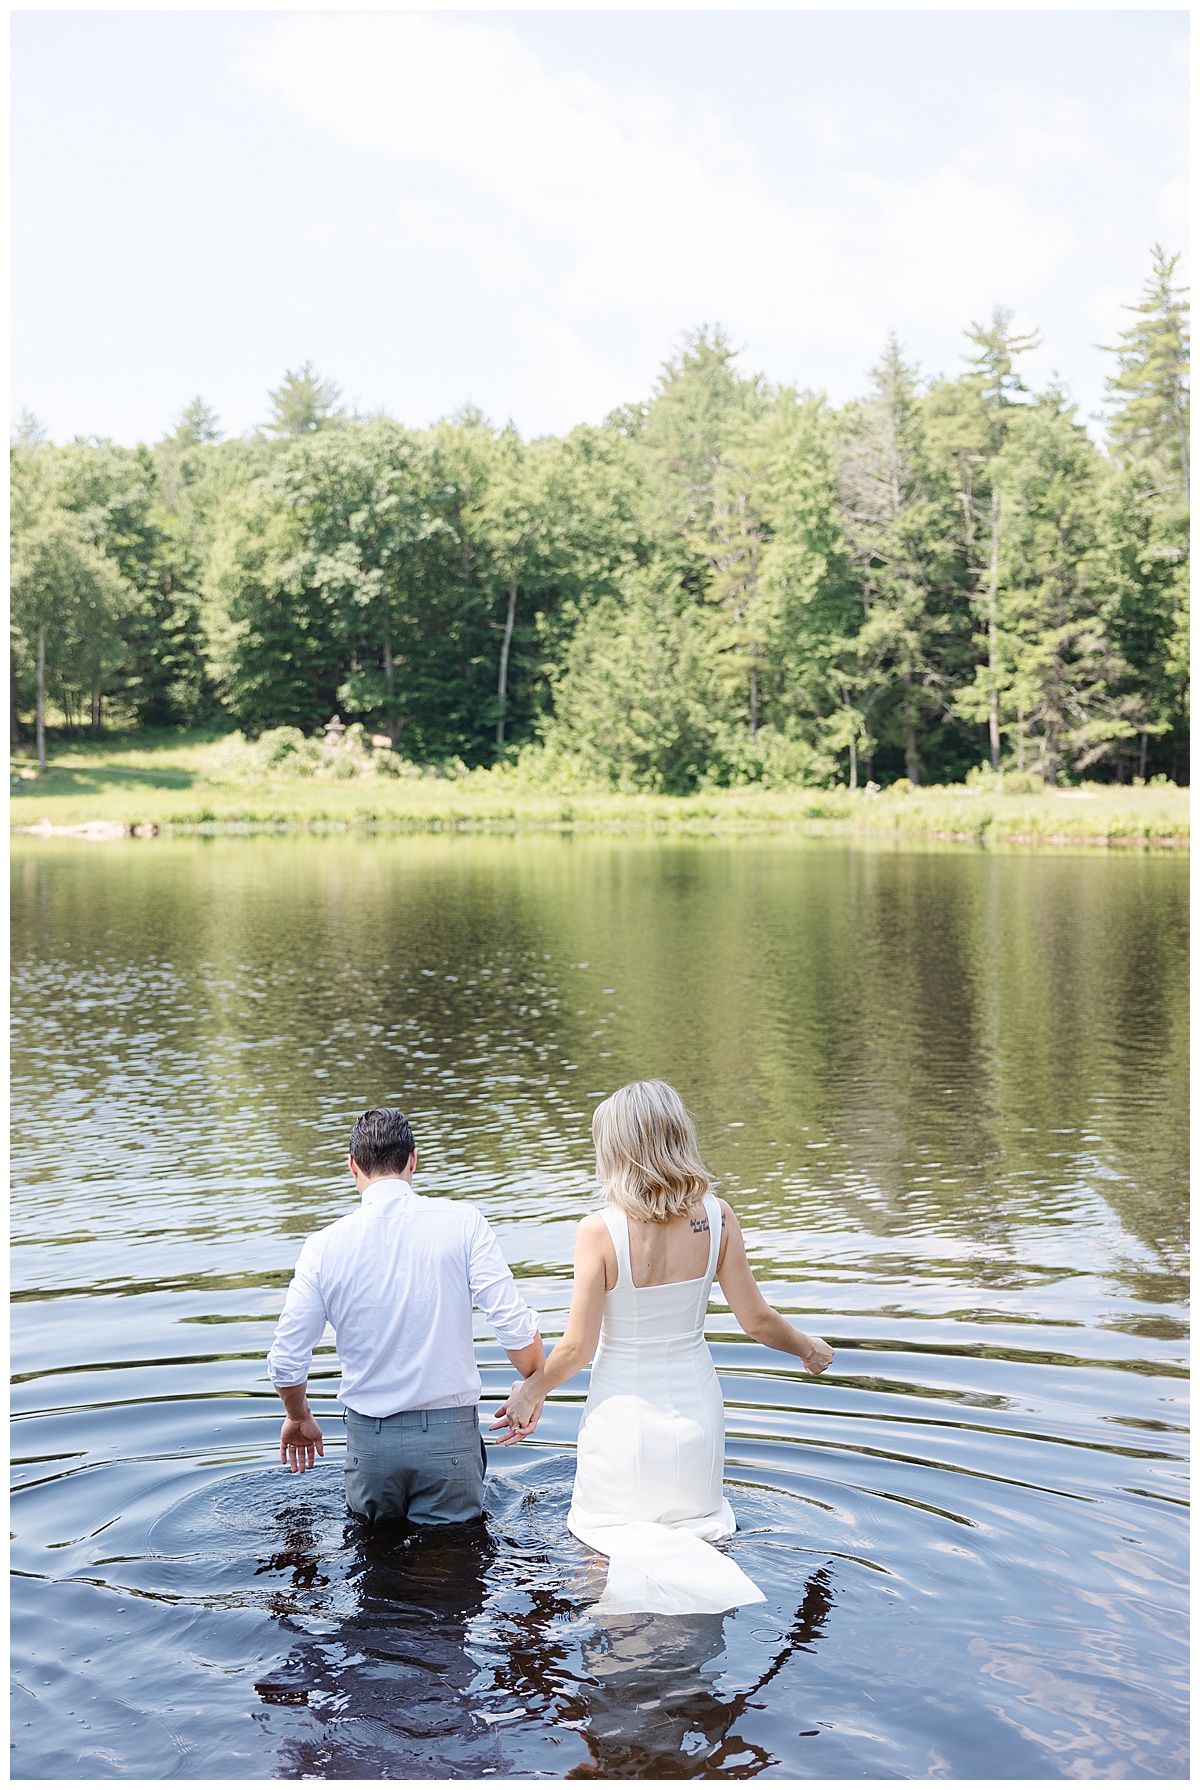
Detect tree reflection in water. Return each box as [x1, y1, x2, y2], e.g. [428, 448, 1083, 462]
[253, 1500, 834, 1779]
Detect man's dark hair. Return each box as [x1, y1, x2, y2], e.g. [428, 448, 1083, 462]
[349, 1108, 416, 1178]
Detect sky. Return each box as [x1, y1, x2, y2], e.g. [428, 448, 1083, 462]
[11, 7, 1189, 446]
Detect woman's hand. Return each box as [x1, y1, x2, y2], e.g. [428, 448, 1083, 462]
[490, 1378, 543, 1445]
[800, 1334, 834, 1375]
[280, 1414, 324, 1472]
[490, 1217, 610, 1445]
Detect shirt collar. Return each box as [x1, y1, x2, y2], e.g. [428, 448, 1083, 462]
[359, 1177, 415, 1207]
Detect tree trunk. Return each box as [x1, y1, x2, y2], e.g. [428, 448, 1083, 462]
[905, 723, 920, 785]
[36, 622, 46, 771]
[749, 665, 758, 739]
[10, 653, 23, 746]
[91, 681, 102, 739]
[1138, 730, 1148, 782]
[988, 483, 1001, 773]
[848, 734, 858, 792]
[496, 585, 516, 750]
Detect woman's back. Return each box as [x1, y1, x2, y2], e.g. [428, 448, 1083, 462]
[620, 1202, 719, 1288]
[594, 1198, 721, 1356]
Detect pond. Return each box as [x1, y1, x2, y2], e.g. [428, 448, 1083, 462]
[10, 833, 1189, 1779]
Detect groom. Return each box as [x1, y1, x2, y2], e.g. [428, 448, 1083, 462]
[267, 1107, 544, 1525]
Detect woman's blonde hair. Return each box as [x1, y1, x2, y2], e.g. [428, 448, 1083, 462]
[592, 1080, 711, 1223]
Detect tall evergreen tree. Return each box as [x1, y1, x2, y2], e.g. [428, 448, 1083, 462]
[837, 338, 969, 783]
[264, 364, 344, 437]
[1099, 246, 1190, 778]
[966, 307, 1041, 772]
[1103, 247, 1190, 484]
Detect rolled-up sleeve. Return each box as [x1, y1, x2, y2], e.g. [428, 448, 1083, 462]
[266, 1237, 329, 1387]
[468, 1213, 540, 1349]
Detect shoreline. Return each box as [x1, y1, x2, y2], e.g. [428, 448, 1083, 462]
[12, 802, 1190, 850]
[10, 738, 1189, 850]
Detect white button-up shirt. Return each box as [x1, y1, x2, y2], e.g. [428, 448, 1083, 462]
[266, 1179, 540, 1418]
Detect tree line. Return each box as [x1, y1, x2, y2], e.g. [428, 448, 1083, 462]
[11, 250, 1189, 789]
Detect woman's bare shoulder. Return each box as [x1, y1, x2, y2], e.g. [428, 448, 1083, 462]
[577, 1210, 612, 1242]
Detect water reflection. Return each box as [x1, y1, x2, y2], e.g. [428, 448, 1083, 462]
[257, 1518, 504, 1778]
[249, 1495, 837, 1782]
[9, 835, 1188, 1779]
[565, 1570, 833, 1780]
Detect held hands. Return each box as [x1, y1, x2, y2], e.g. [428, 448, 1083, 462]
[489, 1379, 544, 1446]
[280, 1414, 325, 1473]
[800, 1334, 835, 1375]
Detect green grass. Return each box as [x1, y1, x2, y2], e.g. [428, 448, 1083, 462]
[10, 731, 1189, 847]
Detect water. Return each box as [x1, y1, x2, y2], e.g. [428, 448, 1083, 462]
[10, 833, 1188, 1779]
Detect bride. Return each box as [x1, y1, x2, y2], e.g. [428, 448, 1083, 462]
[492, 1079, 834, 1616]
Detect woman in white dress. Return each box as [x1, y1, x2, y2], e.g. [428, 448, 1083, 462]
[493, 1080, 834, 1616]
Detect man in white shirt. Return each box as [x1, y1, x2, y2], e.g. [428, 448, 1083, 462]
[267, 1107, 544, 1525]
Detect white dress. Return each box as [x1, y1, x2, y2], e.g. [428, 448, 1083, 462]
[566, 1195, 766, 1616]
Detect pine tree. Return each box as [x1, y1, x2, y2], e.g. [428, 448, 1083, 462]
[1100, 247, 1190, 779]
[836, 338, 970, 784]
[172, 397, 223, 446]
[264, 364, 344, 436]
[1103, 247, 1189, 485]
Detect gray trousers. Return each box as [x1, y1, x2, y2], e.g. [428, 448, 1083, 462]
[343, 1404, 487, 1526]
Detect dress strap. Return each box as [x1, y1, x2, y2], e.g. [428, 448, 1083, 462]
[601, 1203, 632, 1287]
[703, 1193, 722, 1283]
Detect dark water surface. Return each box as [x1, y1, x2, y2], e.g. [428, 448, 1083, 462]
[10, 835, 1188, 1780]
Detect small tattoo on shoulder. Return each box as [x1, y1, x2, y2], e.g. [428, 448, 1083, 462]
[689, 1215, 710, 1234]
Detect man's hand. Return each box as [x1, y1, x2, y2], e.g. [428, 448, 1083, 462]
[489, 1378, 544, 1445]
[280, 1414, 325, 1473]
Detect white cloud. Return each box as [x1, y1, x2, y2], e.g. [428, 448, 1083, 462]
[232, 14, 1090, 345]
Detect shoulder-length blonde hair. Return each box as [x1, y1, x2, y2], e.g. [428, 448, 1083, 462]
[592, 1080, 711, 1223]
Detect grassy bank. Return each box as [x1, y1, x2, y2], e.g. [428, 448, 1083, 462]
[10, 732, 1189, 847]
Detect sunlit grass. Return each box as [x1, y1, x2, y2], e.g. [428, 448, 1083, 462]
[9, 731, 1189, 846]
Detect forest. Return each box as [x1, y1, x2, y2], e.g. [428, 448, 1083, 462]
[10, 249, 1189, 792]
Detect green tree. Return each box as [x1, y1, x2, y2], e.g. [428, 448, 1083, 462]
[173, 397, 222, 446]
[264, 363, 344, 437]
[932, 308, 1041, 771]
[203, 482, 340, 733]
[737, 391, 857, 784]
[1099, 247, 1190, 778]
[632, 328, 773, 745]
[1103, 246, 1189, 484]
[960, 394, 1132, 782]
[547, 573, 719, 791]
[964, 307, 1042, 772]
[10, 454, 134, 762]
[11, 410, 49, 449]
[836, 339, 972, 784]
[47, 440, 206, 726]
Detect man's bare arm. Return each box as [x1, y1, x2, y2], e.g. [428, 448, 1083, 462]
[275, 1380, 325, 1472]
[505, 1334, 545, 1381]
